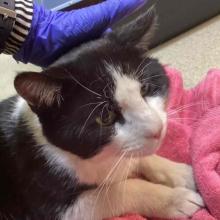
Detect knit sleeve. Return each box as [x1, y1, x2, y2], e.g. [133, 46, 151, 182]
[3, 0, 33, 55]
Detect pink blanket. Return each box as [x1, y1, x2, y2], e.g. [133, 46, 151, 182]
[110, 67, 220, 220]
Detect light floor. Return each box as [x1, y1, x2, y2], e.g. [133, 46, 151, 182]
[0, 14, 220, 101]
[150, 15, 220, 88]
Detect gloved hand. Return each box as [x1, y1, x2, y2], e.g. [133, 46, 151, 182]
[14, 0, 147, 67]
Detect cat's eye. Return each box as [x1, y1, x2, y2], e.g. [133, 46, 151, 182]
[96, 111, 116, 127]
[141, 85, 149, 97]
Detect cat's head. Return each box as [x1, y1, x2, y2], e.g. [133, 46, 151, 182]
[14, 8, 169, 159]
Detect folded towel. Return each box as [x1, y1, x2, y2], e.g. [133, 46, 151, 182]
[109, 67, 220, 220]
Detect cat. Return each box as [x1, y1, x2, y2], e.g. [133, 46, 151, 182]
[0, 7, 204, 220]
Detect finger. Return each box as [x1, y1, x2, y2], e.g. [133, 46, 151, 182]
[65, 0, 148, 39]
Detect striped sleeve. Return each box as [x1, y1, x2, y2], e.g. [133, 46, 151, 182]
[3, 0, 33, 55]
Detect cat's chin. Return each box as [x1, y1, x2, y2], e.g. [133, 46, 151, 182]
[123, 146, 159, 158]
[126, 147, 159, 158]
[122, 138, 163, 158]
[101, 134, 165, 159]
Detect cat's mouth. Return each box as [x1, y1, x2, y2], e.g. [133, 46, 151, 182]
[126, 141, 161, 157]
[120, 126, 167, 158]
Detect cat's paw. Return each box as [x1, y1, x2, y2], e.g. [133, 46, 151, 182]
[163, 163, 196, 190]
[166, 187, 204, 218]
[141, 156, 196, 190]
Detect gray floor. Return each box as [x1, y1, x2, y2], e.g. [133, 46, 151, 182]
[0, 14, 220, 101]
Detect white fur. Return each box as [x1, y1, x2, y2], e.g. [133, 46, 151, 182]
[11, 97, 26, 119]
[107, 64, 167, 155]
[147, 96, 167, 139]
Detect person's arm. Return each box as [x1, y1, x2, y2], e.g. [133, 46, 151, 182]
[1, 0, 146, 67]
[1, 0, 33, 55]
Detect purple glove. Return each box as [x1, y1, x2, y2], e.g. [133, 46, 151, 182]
[14, 0, 146, 67]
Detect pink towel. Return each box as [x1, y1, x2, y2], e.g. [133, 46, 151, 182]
[109, 67, 220, 220]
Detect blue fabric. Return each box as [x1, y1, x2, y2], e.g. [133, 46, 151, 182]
[14, 0, 147, 67]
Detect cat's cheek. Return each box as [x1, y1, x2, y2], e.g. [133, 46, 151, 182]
[146, 95, 168, 138]
[110, 132, 160, 157]
[137, 141, 161, 156]
[109, 118, 167, 157]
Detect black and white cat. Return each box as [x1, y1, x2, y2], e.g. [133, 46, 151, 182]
[0, 8, 204, 220]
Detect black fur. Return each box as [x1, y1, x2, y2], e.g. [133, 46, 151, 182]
[0, 97, 95, 220]
[0, 8, 169, 220]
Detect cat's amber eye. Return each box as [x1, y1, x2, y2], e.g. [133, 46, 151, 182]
[96, 111, 116, 127]
[141, 85, 149, 97]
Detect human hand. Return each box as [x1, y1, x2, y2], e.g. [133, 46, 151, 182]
[14, 0, 147, 67]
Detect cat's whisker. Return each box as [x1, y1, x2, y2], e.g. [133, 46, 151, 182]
[89, 77, 103, 87]
[168, 102, 206, 116]
[95, 151, 127, 192]
[140, 73, 164, 81]
[137, 152, 141, 176]
[79, 102, 106, 137]
[107, 81, 114, 98]
[91, 151, 127, 220]
[103, 82, 111, 99]
[104, 150, 129, 197]
[104, 154, 129, 218]
[142, 82, 162, 91]
[103, 152, 128, 218]
[63, 68, 102, 97]
[98, 103, 108, 144]
[168, 117, 197, 120]
[147, 82, 161, 87]
[99, 66, 113, 98]
[97, 68, 106, 83]
[105, 190, 115, 218]
[135, 57, 152, 76]
[134, 57, 150, 77]
[122, 153, 133, 208]
[168, 103, 199, 114]
[169, 115, 220, 121]
[136, 61, 153, 80]
[104, 153, 131, 216]
[78, 101, 107, 110]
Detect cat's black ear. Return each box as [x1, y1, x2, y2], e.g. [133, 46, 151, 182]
[14, 72, 62, 107]
[107, 6, 157, 50]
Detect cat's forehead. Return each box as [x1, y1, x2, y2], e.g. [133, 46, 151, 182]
[50, 39, 167, 97]
[53, 40, 145, 72]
